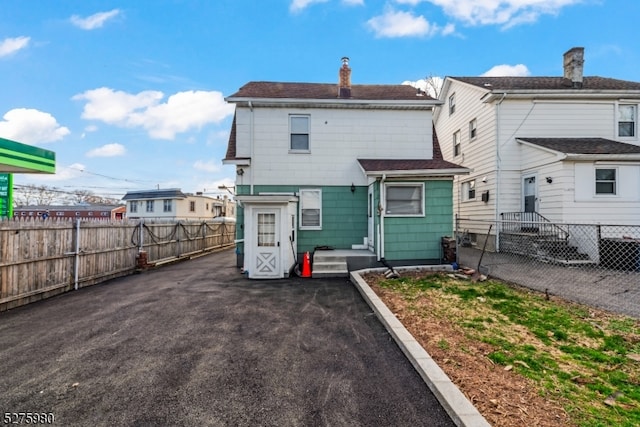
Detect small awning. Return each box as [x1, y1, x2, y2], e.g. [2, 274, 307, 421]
[357, 159, 470, 178]
[0, 137, 56, 174]
[235, 194, 299, 205]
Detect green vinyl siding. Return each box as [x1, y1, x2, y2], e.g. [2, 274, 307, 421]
[235, 184, 368, 255]
[382, 180, 453, 261]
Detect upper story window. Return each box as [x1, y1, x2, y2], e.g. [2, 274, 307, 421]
[130, 202, 138, 213]
[595, 168, 616, 195]
[290, 115, 310, 151]
[449, 93, 456, 115]
[462, 179, 476, 201]
[453, 130, 461, 157]
[146, 200, 154, 213]
[385, 183, 424, 216]
[163, 199, 172, 212]
[299, 188, 321, 229]
[469, 118, 477, 140]
[618, 104, 636, 137]
[189, 201, 196, 212]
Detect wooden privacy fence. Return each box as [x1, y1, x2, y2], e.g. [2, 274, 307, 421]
[0, 218, 236, 311]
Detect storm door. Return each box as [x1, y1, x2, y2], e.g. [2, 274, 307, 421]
[253, 210, 280, 278]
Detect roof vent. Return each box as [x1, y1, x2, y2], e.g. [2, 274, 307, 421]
[563, 47, 584, 89]
[338, 57, 351, 98]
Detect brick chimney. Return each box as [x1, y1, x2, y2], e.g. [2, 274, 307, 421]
[338, 57, 351, 98]
[563, 47, 584, 88]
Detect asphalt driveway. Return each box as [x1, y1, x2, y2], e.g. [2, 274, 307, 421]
[0, 248, 454, 426]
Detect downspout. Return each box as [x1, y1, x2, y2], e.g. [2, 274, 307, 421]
[379, 174, 386, 260]
[248, 101, 255, 195]
[495, 93, 507, 251]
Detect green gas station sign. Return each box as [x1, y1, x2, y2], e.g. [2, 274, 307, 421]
[0, 173, 13, 218]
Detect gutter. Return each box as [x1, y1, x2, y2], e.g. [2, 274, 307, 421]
[379, 174, 386, 261]
[226, 97, 443, 109]
[248, 101, 254, 195]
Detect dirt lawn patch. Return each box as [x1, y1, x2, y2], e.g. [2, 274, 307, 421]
[363, 270, 640, 427]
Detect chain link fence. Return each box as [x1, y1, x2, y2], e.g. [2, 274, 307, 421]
[453, 216, 640, 319]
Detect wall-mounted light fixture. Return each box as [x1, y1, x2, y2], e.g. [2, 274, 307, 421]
[350, 183, 356, 193]
[546, 177, 553, 184]
[237, 168, 244, 176]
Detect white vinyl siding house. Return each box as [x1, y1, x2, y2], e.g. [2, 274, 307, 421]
[123, 189, 234, 220]
[434, 47, 640, 249]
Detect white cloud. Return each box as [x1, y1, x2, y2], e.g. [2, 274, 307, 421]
[290, 0, 329, 13]
[193, 160, 220, 173]
[0, 36, 30, 57]
[73, 88, 234, 140]
[481, 64, 530, 76]
[70, 9, 120, 30]
[86, 143, 126, 158]
[426, 0, 583, 28]
[289, 0, 361, 12]
[402, 76, 444, 98]
[367, 9, 442, 38]
[0, 108, 70, 144]
[72, 87, 164, 124]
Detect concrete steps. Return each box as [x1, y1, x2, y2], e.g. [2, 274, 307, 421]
[312, 252, 348, 278]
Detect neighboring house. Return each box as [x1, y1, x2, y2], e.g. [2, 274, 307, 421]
[14, 204, 126, 220]
[223, 58, 469, 279]
[122, 188, 234, 220]
[434, 47, 640, 254]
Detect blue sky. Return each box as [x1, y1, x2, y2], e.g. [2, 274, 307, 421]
[1, 0, 638, 201]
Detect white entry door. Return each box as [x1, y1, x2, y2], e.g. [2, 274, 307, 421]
[523, 175, 537, 213]
[253, 209, 280, 278]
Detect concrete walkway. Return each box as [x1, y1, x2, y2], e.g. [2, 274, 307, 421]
[0, 248, 455, 427]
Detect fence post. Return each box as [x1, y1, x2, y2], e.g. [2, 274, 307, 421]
[138, 218, 144, 251]
[74, 219, 80, 291]
[202, 221, 206, 252]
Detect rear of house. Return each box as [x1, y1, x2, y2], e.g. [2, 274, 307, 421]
[224, 58, 468, 278]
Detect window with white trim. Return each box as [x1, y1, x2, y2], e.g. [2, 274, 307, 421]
[453, 130, 461, 157]
[290, 115, 310, 151]
[130, 202, 138, 213]
[449, 93, 456, 115]
[469, 118, 477, 140]
[163, 199, 172, 212]
[595, 168, 616, 195]
[462, 179, 476, 201]
[146, 200, 154, 212]
[299, 188, 321, 229]
[385, 183, 424, 216]
[618, 104, 636, 137]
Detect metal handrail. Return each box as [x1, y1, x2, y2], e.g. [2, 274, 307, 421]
[500, 212, 569, 240]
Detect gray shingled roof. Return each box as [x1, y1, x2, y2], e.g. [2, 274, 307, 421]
[357, 158, 467, 173]
[227, 81, 433, 101]
[518, 138, 640, 154]
[122, 189, 187, 200]
[452, 76, 640, 91]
